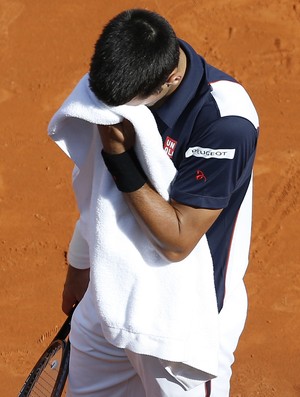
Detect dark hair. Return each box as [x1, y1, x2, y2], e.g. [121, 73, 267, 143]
[89, 9, 180, 106]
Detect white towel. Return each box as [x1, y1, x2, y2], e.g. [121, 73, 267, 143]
[48, 74, 219, 382]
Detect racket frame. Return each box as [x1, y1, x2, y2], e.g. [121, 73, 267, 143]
[18, 308, 75, 397]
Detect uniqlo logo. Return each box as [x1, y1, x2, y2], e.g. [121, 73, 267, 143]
[164, 136, 177, 158]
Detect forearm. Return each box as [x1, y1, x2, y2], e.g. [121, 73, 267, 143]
[123, 183, 220, 262]
[62, 221, 90, 314]
[124, 184, 183, 261]
[98, 122, 221, 261]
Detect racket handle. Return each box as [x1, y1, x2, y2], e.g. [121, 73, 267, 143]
[53, 304, 77, 342]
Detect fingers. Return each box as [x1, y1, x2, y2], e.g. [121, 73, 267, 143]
[97, 121, 135, 154]
[61, 265, 90, 314]
[62, 287, 77, 315]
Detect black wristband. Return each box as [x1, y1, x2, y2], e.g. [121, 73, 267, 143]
[101, 148, 147, 192]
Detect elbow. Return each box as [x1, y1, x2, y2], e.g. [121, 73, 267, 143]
[154, 239, 197, 263]
[159, 247, 191, 263]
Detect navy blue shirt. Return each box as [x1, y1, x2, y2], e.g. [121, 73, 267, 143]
[150, 40, 258, 311]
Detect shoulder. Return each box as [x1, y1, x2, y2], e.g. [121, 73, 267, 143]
[209, 80, 259, 129]
[186, 116, 257, 165]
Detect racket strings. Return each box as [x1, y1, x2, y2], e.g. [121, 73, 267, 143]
[19, 312, 73, 397]
[29, 345, 63, 396]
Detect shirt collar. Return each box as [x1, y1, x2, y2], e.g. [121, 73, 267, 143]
[151, 39, 207, 129]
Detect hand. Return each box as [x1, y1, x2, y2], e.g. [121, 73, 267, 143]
[62, 264, 90, 315]
[98, 119, 135, 154]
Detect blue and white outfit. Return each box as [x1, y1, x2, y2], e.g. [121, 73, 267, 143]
[49, 39, 259, 397]
[151, 40, 259, 395]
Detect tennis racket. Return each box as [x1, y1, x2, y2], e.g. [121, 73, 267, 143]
[18, 307, 76, 397]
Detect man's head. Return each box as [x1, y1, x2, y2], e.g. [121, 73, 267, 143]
[89, 9, 180, 106]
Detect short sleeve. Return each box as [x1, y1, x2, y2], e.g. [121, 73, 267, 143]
[67, 219, 90, 269]
[170, 116, 258, 209]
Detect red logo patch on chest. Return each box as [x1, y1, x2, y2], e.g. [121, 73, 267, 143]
[196, 170, 207, 182]
[164, 136, 177, 158]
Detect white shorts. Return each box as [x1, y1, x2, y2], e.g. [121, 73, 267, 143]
[67, 283, 247, 397]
